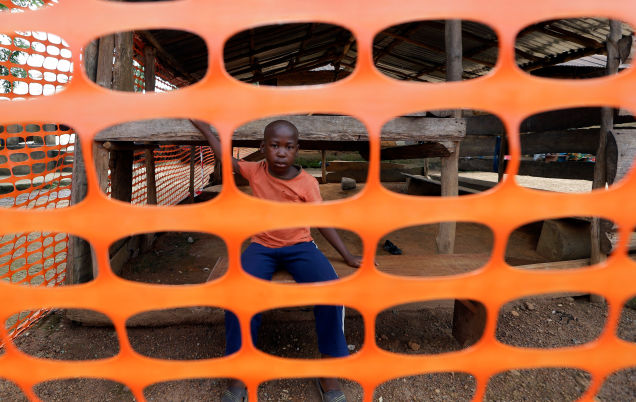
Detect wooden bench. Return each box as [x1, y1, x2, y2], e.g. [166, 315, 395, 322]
[209, 253, 491, 346]
[403, 173, 496, 196]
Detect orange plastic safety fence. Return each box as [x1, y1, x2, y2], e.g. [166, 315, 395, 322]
[0, 19, 215, 341]
[0, 1, 635, 402]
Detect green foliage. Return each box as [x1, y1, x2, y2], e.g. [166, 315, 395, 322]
[0, 4, 8, 11]
[0, 66, 8, 76]
[11, 0, 45, 8]
[10, 67, 26, 78]
[13, 37, 29, 49]
[0, 79, 11, 94]
[0, 48, 9, 62]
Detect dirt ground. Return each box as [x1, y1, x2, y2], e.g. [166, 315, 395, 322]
[2, 183, 635, 401]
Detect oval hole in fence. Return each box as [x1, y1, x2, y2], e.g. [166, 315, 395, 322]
[373, 19, 498, 82]
[127, 306, 228, 360]
[94, 118, 218, 205]
[376, 223, 493, 277]
[618, 295, 636, 343]
[517, 107, 636, 193]
[505, 217, 618, 269]
[485, 368, 590, 401]
[597, 367, 636, 400]
[376, 300, 486, 353]
[0, 31, 71, 100]
[374, 372, 476, 401]
[251, 305, 363, 359]
[238, 228, 362, 282]
[0, 378, 27, 401]
[33, 378, 134, 401]
[85, 29, 206, 92]
[1, 122, 81, 209]
[144, 378, 234, 401]
[515, 18, 634, 79]
[232, 114, 368, 202]
[259, 377, 363, 401]
[112, 231, 227, 285]
[0, 1, 57, 12]
[8, 309, 119, 360]
[224, 23, 355, 86]
[0, 232, 94, 287]
[381, 110, 506, 196]
[496, 293, 607, 348]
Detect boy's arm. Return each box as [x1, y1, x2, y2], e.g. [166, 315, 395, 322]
[190, 119, 240, 173]
[317, 227, 362, 268]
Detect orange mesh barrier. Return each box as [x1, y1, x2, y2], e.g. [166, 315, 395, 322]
[0, 1, 635, 401]
[0, 21, 215, 340]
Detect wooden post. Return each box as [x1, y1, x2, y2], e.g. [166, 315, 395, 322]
[321, 150, 327, 184]
[189, 146, 196, 203]
[590, 20, 622, 302]
[143, 46, 156, 93]
[66, 40, 100, 285]
[497, 136, 507, 182]
[437, 19, 462, 254]
[109, 145, 134, 202]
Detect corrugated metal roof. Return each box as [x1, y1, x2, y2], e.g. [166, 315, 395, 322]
[136, 16, 633, 85]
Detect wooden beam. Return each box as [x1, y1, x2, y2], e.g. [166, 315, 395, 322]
[96, 116, 466, 143]
[437, 19, 462, 255]
[465, 108, 634, 136]
[591, 21, 623, 286]
[67, 40, 100, 285]
[459, 158, 595, 180]
[138, 30, 199, 83]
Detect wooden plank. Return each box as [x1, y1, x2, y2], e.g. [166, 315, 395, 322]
[459, 158, 595, 180]
[464, 108, 635, 136]
[404, 173, 495, 196]
[112, 31, 134, 92]
[67, 255, 590, 326]
[359, 142, 452, 160]
[460, 129, 602, 157]
[95, 116, 466, 143]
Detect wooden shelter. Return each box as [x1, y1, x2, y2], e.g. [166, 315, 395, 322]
[68, 12, 635, 330]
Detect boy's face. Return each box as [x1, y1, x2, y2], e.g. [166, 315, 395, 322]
[261, 125, 299, 176]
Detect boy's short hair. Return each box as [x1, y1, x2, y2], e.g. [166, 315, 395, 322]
[264, 120, 299, 141]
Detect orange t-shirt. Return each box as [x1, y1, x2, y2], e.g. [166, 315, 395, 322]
[238, 160, 322, 248]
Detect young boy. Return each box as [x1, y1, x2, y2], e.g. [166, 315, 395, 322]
[190, 119, 361, 402]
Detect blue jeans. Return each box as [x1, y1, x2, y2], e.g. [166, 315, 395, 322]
[225, 241, 348, 357]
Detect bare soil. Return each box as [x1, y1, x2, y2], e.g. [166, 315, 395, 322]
[2, 183, 635, 401]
